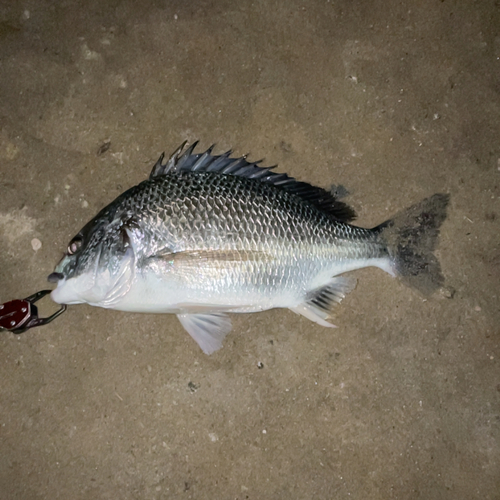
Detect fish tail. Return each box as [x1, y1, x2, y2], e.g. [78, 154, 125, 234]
[374, 193, 450, 295]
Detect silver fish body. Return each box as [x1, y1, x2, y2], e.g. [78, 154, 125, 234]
[49, 143, 449, 354]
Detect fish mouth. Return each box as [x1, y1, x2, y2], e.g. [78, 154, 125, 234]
[48, 244, 135, 307]
[48, 272, 64, 283]
[49, 273, 87, 306]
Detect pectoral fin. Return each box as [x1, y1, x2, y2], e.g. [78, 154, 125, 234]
[177, 313, 232, 354]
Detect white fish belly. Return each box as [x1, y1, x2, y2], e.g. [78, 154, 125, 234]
[102, 256, 394, 314]
[110, 281, 277, 314]
[108, 270, 298, 314]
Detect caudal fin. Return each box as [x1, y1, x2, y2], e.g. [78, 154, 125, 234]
[375, 193, 450, 295]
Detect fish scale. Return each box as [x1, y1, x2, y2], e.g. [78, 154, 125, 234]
[48, 143, 449, 354]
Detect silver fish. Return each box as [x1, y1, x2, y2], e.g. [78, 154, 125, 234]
[48, 142, 449, 354]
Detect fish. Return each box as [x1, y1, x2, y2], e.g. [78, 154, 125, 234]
[48, 142, 449, 354]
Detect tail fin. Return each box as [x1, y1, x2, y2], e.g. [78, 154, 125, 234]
[375, 193, 450, 295]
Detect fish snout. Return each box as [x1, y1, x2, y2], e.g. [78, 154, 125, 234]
[48, 272, 64, 283]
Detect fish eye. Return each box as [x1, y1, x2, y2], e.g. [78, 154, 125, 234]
[67, 236, 83, 255]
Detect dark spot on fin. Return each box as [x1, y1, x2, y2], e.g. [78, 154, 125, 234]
[149, 142, 356, 222]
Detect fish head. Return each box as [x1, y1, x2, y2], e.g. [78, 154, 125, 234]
[48, 215, 136, 307]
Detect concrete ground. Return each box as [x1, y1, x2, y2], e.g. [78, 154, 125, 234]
[0, 1, 499, 498]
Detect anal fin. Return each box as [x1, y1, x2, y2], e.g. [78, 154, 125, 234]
[177, 313, 232, 355]
[290, 276, 356, 327]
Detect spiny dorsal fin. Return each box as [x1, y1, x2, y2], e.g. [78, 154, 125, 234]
[150, 142, 356, 222]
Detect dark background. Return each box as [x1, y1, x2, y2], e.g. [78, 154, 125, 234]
[0, 1, 499, 498]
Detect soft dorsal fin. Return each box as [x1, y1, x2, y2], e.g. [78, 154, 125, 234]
[150, 142, 356, 222]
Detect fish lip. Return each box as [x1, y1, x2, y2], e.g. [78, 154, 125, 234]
[47, 272, 64, 283]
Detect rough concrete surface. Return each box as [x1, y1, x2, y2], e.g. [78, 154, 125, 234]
[0, 1, 499, 499]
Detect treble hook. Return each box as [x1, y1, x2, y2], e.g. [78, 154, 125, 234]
[0, 290, 66, 334]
